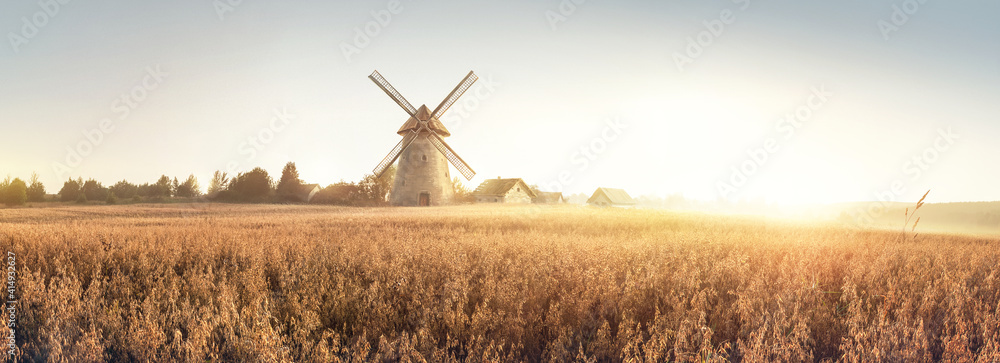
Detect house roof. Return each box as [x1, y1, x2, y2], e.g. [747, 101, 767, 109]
[535, 192, 564, 203]
[472, 178, 537, 199]
[587, 188, 635, 205]
[296, 184, 321, 202]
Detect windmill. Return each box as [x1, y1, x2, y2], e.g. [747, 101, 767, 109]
[369, 70, 478, 206]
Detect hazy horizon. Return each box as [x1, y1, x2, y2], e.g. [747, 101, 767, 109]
[2, 0, 998, 205]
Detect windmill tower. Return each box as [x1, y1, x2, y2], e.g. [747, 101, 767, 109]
[369, 70, 478, 206]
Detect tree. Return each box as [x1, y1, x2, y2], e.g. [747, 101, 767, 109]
[528, 184, 542, 197]
[208, 171, 229, 196]
[0, 177, 6, 193]
[59, 178, 83, 202]
[82, 179, 107, 201]
[172, 177, 180, 196]
[311, 182, 361, 205]
[359, 164, 394, 203]
[2, 178, 27, 206]
[452, 177, 474, 204]
[276, 162, 303, 202]
[0, 177, 8, 205]
[26, 172, 45, 202]
[175, 175, 200, 198]
[152, 175, 173, 198]
[137, 183, 152, 198]
[110, 180, 138, 199]
[227, 167, 272, 201]
[106, 191, 118, 205]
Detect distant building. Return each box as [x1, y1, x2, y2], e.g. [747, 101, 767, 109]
[587, 187, 636, 207]
[534, 191, 565, 204]
[297, 184, 321, 203]
[472, 178, 536, 204]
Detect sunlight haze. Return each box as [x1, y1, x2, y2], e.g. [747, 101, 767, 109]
[1, 0, 997, 205]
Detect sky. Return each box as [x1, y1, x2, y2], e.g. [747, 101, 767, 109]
[0, 0, 997, 205]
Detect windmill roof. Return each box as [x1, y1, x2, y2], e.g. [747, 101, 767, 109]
[396, 117, 419, 134]
[472, 178, 537, 198]
[587, 188, 635, 205]
[397, 105, 450, 136]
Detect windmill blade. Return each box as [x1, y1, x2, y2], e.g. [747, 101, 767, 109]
[373, 131, 418, 177]
[427, 133, 476, 180]
[431, 71, 478, 120]
[369, 70, 417, 116]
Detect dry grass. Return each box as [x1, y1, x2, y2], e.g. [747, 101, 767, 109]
[1, 204, 999, 362]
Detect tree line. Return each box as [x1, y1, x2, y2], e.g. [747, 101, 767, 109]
[0, 173, 45, 206]
[207, 162, 397, 205]
[0, 162, 415, 206]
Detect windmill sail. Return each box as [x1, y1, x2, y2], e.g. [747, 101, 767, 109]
[431, 71, 478, 120]
[427, 133, 476, 180]
[373, 131, 419, 177]
[368, 70, 479, 205]
[370, 71, 417, 116]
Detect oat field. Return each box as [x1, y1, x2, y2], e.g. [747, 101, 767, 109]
[1, 204, 999, 362]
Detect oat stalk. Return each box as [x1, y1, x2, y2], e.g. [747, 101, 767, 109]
[902, 190, 929, 241]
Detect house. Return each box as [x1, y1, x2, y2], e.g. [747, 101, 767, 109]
[296, 184, 321, 203]
[472, 178, 536, 204]
[587, 187, 636, 207]
[534, 191, 564, 204]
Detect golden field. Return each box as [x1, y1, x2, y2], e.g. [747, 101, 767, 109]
[1, 204, 999, 362]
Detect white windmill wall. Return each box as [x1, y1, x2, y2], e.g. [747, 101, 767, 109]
[389, 135, 454, 206]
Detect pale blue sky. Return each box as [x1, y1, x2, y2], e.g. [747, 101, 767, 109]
[1, 0, 998, 204]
